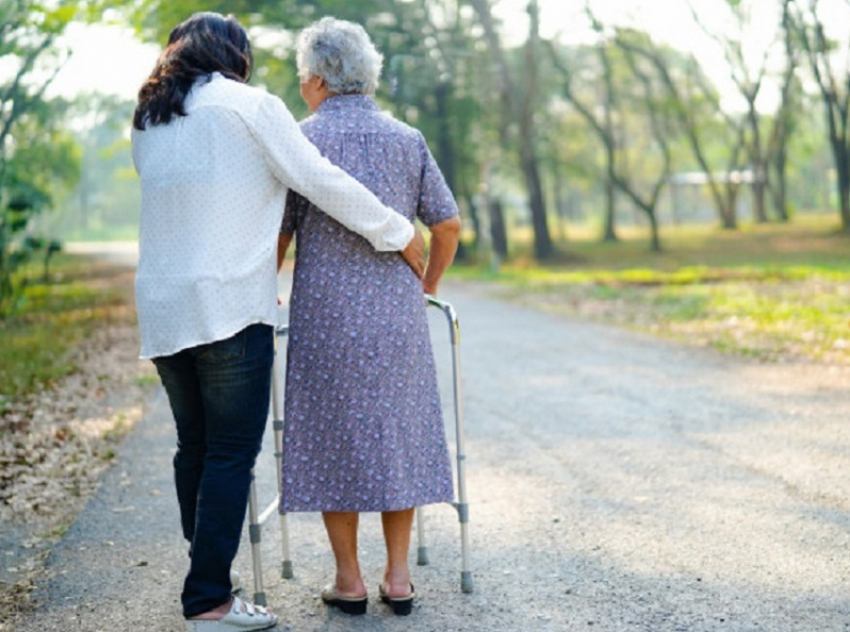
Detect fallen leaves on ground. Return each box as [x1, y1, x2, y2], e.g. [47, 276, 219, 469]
[0, 321, 155, 627]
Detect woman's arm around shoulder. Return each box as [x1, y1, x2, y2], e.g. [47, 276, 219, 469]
[250, 93, 414, 252]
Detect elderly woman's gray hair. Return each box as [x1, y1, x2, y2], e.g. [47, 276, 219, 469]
[295, 17, 383, 95]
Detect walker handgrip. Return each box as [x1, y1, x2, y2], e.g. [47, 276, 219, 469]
[425, 294, 459, 345]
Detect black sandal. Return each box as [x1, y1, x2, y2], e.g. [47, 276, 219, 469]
[321, 584, 368, 615]
[379, 583, 415, 616]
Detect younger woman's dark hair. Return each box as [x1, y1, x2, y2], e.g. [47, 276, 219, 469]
[133, 12, 253, 130]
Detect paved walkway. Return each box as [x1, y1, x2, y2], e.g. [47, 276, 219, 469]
[15, 278, 850, 631]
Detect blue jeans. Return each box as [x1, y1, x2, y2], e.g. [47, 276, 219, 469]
[153, 323, 273, 617]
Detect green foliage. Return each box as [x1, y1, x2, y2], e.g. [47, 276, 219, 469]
[124, 0, 488, 200]
[111, 0, 850, 262]
[0, 112, 81, 314]
[124, 0, 304, 42]
[0, 254, 130, 406]
[0, 0, 100, 314]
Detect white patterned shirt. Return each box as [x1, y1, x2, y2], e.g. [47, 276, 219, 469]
[131, 73, 414, 359]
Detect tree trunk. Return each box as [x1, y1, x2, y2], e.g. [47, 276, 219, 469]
[835, 139, 850, 231]
[551, 163, 568, 242]
[721, 185, 739, 229]
[602, 162, 617, 242]
[770, 145, 790, 221]
[601, 87, 617, 242]
[770, 171, 789, 222]
[464, 193, 481, 249]
[434, 82, 457, 195]
[519, 137, 553, 259]
[647, 206, 661, 252]
[468, 0, 555, 261]
[600, 49, 618, 243]
[770, 0, 794, 224]
[489, 198, 509, 259]
[751, 164, 768, 223]
[520, 0, 553, 260]
[791, 0, 850, 231]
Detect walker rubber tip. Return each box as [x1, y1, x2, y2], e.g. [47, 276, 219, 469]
[461, 571, 474, 594]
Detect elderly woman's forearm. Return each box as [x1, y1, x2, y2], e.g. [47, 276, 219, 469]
[277, 233, 293, 271]
[422, 217, 461, 294]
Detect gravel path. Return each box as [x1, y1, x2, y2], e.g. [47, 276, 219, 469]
[10, 273, 850, 632]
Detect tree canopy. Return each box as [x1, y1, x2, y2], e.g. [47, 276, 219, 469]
[2, 0, 849, 315]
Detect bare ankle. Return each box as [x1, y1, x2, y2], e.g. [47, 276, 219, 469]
[188, 598, 233, 621]
[334, 573, 367, 598]
[382, 570, 412, 597]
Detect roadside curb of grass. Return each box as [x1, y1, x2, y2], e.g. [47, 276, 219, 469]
[0, 260, 156, 629]
[468, 269, 850, 367]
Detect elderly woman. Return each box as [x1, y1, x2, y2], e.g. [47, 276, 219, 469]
[277, 17, 462, 617]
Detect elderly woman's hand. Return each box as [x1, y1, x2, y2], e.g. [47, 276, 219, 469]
[400, 227, 426, 279]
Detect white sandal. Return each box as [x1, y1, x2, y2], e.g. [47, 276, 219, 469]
[185, 596, 278, 631]
[230, 570, 243, 594]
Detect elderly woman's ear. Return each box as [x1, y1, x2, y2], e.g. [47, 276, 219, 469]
[300, 75, 331, 112]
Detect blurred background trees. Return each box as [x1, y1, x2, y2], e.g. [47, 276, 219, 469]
[0, 0, 84, 313]
[2, 0, 850, 311]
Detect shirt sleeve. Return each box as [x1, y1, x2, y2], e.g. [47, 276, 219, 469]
[250, 94, 414, 252]
[416, 132, 460, 227]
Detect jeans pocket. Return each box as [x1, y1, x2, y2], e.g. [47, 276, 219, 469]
[195, 328, 248, 364]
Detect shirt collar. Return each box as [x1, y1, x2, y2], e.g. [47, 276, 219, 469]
[316, 94, 379, 114]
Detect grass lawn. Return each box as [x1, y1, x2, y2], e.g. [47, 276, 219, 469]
[451, 213, 850, 364]
[0, 254, 136, 410]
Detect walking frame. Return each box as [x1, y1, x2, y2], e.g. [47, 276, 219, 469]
[245, 295, 473, 606]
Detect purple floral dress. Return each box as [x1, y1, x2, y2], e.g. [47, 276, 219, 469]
[279, 95, 457, 512]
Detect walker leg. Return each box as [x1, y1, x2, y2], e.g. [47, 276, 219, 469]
[246, 470, 267, 606]
[458, 503, 473, 593]
[427, 296, 474, 594]
[416, 507, 429, 566]
[279, 512, 293, 579]
[454, 445, 473, 593]
[273, 326, 293, 579]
